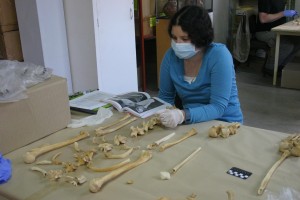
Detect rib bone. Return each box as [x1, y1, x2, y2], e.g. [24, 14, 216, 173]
[104, 148, 134, 159]
[95, 113, 131, 131]
[89, 150, 152, 192]
[159, 128, 198, 152]
[96, 117, 137, 136]
[87, 158, 131, 172]
[23, 131, 90, 164]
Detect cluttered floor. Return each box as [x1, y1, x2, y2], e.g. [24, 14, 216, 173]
[145, 55, 300, 134]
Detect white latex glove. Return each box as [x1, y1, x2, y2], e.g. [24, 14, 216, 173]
[157, 109, 184, 128]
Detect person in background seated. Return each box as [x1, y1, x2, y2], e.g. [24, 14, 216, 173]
[156, 5, 243, 129]
[256, 0, 300, 76]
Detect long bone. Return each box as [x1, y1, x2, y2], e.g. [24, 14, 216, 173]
[95, 116, 137, 136]
[95, 113, 131, 131]
[148, 132, 176, 149]
[171, 147, 201, 174]
[257, 134, 300, 195]
[159, 128, 198, 152]
[89, 150, 152, 192]
[23, 131, 90, 164]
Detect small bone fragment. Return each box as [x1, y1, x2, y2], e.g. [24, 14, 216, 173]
[36, 160, 52, 165]
[186, 193, 197, 200]
[96, 117, 137, 136]
[104, 148, 134, 159]
[114, 135, 127, 145]
[98, 143, 113, 152]
[76, 175, 87, 185]
[47, 169, 64, 181]
[23, 131, 90, 164]
[158, 197, 171, 200]
[87, 158, 131, 172]
[89, 150, 152, 192]
[159, 128, 198, 152]
[63, 162, 78, 173]
[226, 190, 235, 200]
[160, 171, 171, 180]
[171, 147, 201, 174]
[74, 142, 81, 152]
[64, 175, 87, 186]
[95, 113, 131, 131]
[36, 152, 62, 165]
[31, 166, 47, 176]
[126, 180, 134, 184]
[74, 151, 95, 166]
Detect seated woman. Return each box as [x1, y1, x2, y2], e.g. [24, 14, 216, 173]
[157, 5, 243, 128]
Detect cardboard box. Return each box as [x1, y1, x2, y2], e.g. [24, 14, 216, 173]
[0, 30, 23, 61]
[281, 62, 300, 90]
[0, 0, 18, 32]
[0, 76, 71, 154]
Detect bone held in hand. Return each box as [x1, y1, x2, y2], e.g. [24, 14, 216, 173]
[89, 150, 152, 193]
[159, 128, 197, 152]
[23, 131, 90, 164]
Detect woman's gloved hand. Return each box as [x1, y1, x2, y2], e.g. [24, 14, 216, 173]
[157, 109, 184, 128]
[283, 10, 298, 17]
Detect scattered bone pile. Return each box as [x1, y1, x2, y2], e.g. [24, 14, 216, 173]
[208, 123, 240, 138]
[23, 113, 242, 197]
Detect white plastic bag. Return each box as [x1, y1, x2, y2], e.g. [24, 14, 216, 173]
[67, 107, 113, 128]
[0, 60, 52, 102]
[233, 14, 251, 63]
[266, 187, 300, 200]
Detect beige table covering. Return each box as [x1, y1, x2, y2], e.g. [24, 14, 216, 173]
[0, 111, 299, 200]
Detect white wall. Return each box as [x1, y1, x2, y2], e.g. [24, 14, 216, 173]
[15, 0, 73, 93]
[63, 0, 98, 93]
[296, 1, 300, 15]
[213, 0, 230, 44]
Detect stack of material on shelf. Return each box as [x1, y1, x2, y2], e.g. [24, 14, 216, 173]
[0, 0, 23, 61]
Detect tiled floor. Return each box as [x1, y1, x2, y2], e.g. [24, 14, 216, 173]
[145, 56, 300, 134]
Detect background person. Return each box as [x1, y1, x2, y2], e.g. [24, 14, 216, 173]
[157, 5, 243, 128]
[256, 0, 300, 76]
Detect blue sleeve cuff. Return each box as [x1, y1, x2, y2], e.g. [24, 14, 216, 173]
[184, 108, 191, 124]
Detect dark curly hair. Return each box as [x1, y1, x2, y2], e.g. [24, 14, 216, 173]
[168, 5, 214, 49]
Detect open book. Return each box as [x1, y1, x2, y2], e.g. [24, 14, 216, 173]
[69, 90, 114, 114]
[103, 92, 171, 118]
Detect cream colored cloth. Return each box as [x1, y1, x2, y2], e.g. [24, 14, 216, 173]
[1, 112, 299, 200]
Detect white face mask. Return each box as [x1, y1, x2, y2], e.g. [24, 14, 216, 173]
[171, 40, 199, 59]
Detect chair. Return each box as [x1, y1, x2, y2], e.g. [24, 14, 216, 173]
[247, 14, 270, 73]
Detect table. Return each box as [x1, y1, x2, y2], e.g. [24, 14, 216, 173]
[271, 19, 300, 85]
[0, 112, 299, 200]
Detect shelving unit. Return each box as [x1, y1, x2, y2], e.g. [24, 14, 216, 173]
[135, 0, 156, 91]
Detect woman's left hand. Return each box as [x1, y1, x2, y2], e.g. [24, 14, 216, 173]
[157, 109, 184, 128]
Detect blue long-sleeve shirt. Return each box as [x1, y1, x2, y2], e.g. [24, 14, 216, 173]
[158, 43, 243, 124]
